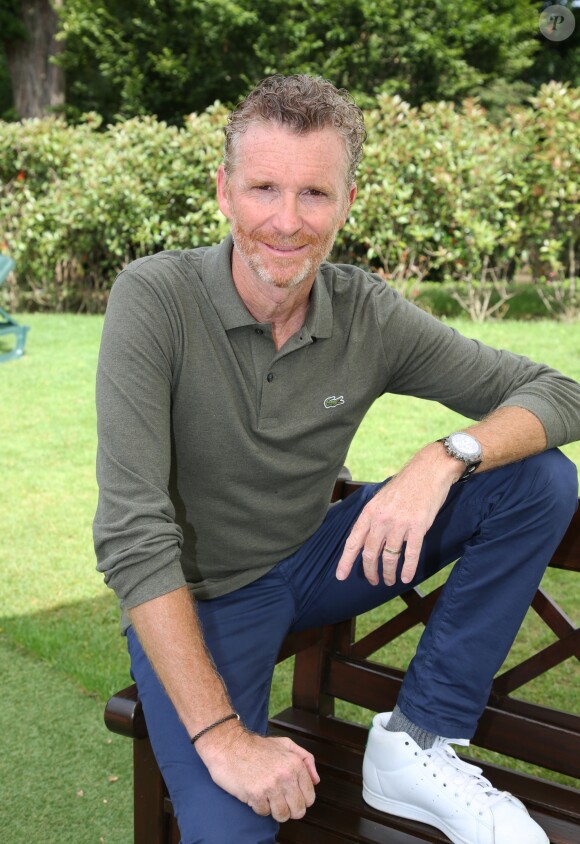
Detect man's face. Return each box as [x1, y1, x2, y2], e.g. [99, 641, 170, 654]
[217, 122, 356, 292]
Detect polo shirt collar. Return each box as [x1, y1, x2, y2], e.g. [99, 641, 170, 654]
[201, 234, 333, 339]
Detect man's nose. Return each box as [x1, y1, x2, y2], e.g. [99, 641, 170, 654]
[273, 193, 302, 234]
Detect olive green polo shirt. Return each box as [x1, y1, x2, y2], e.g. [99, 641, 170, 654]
[94, 235, 580, 630]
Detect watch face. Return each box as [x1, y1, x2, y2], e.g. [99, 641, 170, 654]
[450, 432, 481, 458]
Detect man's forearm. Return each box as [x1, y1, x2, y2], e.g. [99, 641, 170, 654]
[128, 585, 320, 820]
[463, 406, 547, 473]
[128, 586, 234, 740]
[408, 406, 549, 494]
[337, 405, 550, 586]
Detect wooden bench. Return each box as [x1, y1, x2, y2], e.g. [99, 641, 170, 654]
[105, 478, 580, 844]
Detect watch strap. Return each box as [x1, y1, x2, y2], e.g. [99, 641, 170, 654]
[455, 461, 481, 483]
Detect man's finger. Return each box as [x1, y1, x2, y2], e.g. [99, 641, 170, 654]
[296, 761, 317, 806]
[287, 742, 320, 785]
[361, 526, 390, 585]
[336, 515, 369, 580]
[283, 767, 314, 819]
[381, 544, 402, 586]
[267, 793, 292, 823]
[400, 532, 424, 583]
[249, 797, 271, 817]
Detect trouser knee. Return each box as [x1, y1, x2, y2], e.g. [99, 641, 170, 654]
[521, 449, 578, 529]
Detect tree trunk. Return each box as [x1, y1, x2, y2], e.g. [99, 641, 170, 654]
[5, 0, 64, 119]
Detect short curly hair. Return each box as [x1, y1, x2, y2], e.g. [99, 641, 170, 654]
[224, 74, 366, 187]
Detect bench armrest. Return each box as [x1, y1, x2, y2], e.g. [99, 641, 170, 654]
[104, 683, 148, 739]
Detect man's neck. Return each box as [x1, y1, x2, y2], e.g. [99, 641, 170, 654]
[231, 248, 315, 351]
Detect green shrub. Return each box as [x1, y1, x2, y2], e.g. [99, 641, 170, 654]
[339, 95, 523, 283]
[0, 108, 229, 310]
[0, 84, 578, 315]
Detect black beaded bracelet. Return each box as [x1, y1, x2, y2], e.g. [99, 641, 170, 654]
[190, 712, 240, 745]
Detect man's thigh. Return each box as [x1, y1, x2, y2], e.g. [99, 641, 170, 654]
[288, 452, 576, 632]
[127, 572, 296, 844]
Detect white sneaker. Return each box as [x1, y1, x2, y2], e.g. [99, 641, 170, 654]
[362, 712, 548, 844]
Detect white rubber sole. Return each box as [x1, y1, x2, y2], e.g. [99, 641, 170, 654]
[362, 783, 468, 844]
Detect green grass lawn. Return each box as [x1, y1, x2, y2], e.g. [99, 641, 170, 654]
[1, 313, 579, 841]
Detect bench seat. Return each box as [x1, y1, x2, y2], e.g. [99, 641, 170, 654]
[271, 710, 580, 844]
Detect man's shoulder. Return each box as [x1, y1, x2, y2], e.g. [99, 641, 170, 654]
[320, 260, 398, 306]
[319, 259, 444, 337]
[119, 246, 211, 283]
[323, 259, 394, 287]
[110, 246, 217, 309]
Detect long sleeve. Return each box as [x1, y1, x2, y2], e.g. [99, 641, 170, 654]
[93, 262, 185, 613]
[370, 283, 580, 449]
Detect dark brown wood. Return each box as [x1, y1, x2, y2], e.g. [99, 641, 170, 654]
[276, 628, 323, 663]
[104, 684, 147, 740]
[350, 586, 442, 659]
[492, 630, 580, 694]
[531, 587, 580, 665]
[341, 480, 365, 499]
[475, 704, 580, 780]
[103, 491, 580, 844]
[549, 508, 580, 571]
[291, 626, 335, 716]
[133, 736, 169, 844]
[333, 618, 356, 656]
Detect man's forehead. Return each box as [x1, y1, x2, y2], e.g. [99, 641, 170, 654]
[233, 121, 348, 176]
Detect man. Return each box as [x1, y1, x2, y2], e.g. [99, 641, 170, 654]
[94, 75, 580, 844]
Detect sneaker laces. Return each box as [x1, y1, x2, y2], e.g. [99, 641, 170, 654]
[416, 738, 511, 812]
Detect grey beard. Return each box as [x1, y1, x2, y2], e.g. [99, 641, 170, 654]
[230, 228, 334, 290]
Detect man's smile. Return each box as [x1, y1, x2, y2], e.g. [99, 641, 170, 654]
[261, 241, 308, 256]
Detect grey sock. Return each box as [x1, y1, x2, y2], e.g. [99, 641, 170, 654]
[385, 704, 438, 750]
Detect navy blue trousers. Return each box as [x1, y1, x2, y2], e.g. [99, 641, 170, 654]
[127, 450, 578, 844]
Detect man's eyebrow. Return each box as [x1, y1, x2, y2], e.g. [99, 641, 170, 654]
[244, 176, 338, 194]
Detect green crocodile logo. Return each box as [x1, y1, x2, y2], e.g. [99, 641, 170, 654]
[324, 395, 345, 409]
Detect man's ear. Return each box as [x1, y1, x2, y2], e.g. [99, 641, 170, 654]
[216, 164, 231, 220]
[340, 184, 357, 227]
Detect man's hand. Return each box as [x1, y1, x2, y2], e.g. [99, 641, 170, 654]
[197, 724, 320, 822]
[336, 442, 462, 586]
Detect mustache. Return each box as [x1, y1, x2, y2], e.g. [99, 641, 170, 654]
[255, 231, 318, 249]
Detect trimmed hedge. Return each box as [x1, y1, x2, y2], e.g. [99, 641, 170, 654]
[0, 83, 578, 315]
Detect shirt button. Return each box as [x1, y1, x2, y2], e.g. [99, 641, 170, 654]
[266, 372, 274, 382]
[255, 328, 263, 335]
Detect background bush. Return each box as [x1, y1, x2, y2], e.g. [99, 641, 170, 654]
[0, 82, 578, 314]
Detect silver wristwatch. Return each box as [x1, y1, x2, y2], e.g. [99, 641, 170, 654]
[438, 431, 482, 482]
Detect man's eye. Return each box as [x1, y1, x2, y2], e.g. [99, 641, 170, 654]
[306, 189, 326, 198]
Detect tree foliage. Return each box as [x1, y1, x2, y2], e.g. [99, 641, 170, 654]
[1, 0, 578, 123]
[1, 0, 557, 123]
[56, 0, 265, 122]
[254, 0, 541, 106]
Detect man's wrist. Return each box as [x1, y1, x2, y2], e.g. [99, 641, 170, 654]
[417, 440, 467, 483]
[191, 712, 240, 745]
[437, 431, 483, 482]
[193, 714, 245, 758]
